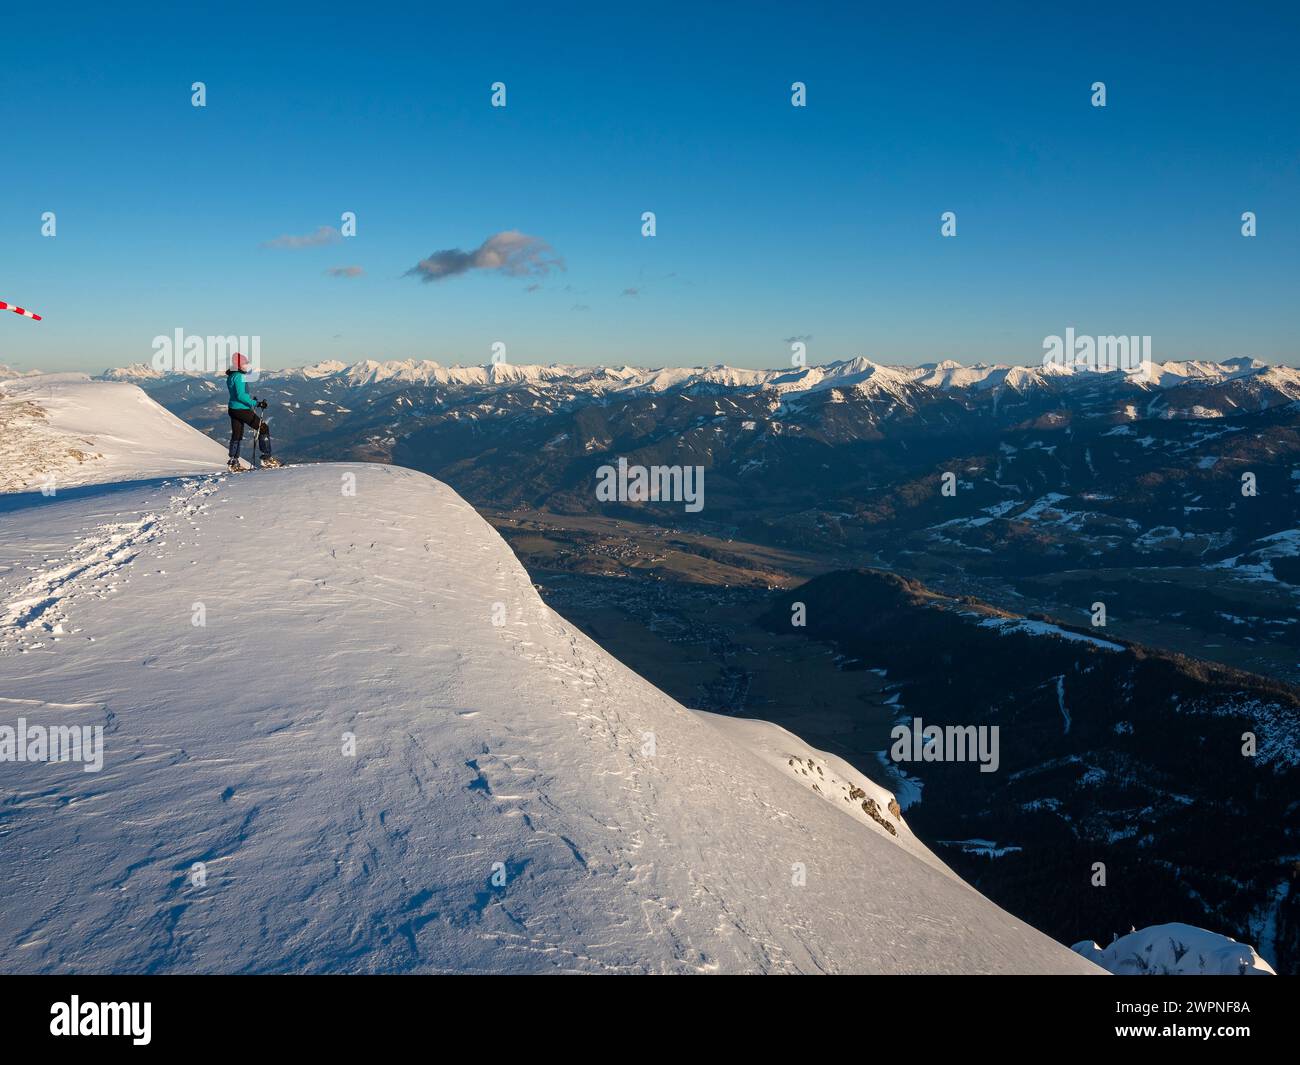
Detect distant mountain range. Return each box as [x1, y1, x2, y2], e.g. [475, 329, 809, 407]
[106, 356, 1300, 413]
[103, 351, 1300, 701]
[103, 354, 1300, 401]
[102, 358, 1300, 611]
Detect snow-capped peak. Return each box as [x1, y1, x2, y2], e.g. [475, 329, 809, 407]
[100, 362, 169, 380]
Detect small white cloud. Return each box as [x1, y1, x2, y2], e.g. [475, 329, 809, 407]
[263, 225, 342, 249]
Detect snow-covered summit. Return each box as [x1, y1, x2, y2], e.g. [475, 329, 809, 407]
[0, 378, 1099, 974]
[100, 362, 170, 381]
[0, 373, 227, 493]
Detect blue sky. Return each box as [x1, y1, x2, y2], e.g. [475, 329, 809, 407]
[2, 1, 1298, 372]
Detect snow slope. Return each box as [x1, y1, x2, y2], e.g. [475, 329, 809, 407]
[0, 381, 1100, 974]
[0, 373, 227, 492]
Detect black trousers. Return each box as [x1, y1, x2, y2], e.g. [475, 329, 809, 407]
[228, 407, 270, 443]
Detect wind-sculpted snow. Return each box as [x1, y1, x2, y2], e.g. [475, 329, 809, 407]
[1072, 923, 1276, 975]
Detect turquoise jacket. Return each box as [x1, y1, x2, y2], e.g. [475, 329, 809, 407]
[227, 370, 256, 411]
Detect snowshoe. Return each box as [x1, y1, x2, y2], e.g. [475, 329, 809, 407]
[258, 456, 283, 469]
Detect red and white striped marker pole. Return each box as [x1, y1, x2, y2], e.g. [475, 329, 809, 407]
[0, 300, 42, 321]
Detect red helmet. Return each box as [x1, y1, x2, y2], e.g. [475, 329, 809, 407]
[232, 352, 251, 372]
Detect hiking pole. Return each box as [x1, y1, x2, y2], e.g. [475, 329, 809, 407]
[252, 399, 269, 469]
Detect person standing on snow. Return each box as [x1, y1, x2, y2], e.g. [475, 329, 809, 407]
[226, 352, 278, 470]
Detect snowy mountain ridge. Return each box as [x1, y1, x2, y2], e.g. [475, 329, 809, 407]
[100, 354, 1300, 401]
[0, 376, 1102, 974]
